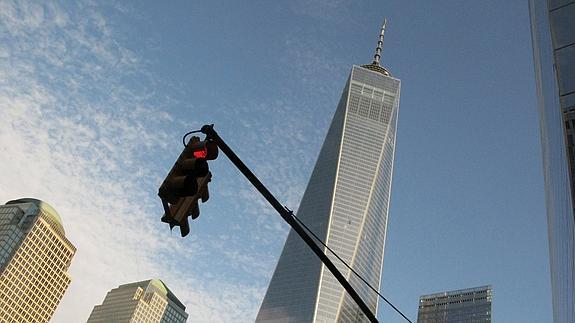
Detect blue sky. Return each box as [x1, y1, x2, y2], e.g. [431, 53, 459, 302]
[0, 0, 551, 322]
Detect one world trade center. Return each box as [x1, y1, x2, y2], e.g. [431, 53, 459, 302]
[256, 22, 401, 323]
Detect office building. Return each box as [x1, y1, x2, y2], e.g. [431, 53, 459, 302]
[87, 279, 188, 323]
[0, 198, 76, 322]
[417, 285, 492, 323]
[529, 1, 575, 322]
[256, 21, 401, 322]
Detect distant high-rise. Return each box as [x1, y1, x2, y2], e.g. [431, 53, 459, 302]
[0, 198, 76, 322]
[417, 285, 492, 323]
[256, 21, 401, 322]
[529, 1, 575, 322]
[87, 279, 188, 323]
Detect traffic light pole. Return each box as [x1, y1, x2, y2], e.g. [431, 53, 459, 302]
[200, 124, 379, 323]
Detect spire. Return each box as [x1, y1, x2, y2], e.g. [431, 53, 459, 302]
[372, 19, 387, 66]
[362, 19, 391, 76]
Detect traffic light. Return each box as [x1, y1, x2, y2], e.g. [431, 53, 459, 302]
[158, 136, 218, 237]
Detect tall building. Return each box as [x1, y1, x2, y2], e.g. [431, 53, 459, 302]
[87, 279, 188, 323]
[0, 198, 76, 322]
[416, 285, 492, 323]
[529, 1, 575, 322]
[256, 22, 401, 323]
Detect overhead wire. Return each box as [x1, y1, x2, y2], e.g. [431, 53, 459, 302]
[287, 208, 413, 323]
[184, 128, 413, 322]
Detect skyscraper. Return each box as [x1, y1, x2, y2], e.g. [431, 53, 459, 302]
[87, 279, 188, 323]
[0, 198, 76, 322]
[529, 1, 575, 322]
[416, 285, 492, 323]
[256, 22, 401, 322]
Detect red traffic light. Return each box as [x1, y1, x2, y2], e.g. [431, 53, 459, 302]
[189, 140, 218, 160]
[159, 135, 218, 237]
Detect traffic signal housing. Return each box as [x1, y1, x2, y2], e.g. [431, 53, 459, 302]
[159, 136, 218, 237]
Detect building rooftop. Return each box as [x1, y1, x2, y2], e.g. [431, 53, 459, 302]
[420, 285, 492, 301]
[122, 279, 187, 311]
[6, 198, 65, 234]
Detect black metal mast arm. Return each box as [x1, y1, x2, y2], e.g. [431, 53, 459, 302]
[201, 124, 379, 323]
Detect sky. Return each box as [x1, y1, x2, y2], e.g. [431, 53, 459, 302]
[0, 0, 551, 322]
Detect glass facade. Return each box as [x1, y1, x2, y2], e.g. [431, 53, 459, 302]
[529, 1, 575, 323]
[255, 64, 400, 323]
[417, 285, 492, 323]
[87, 279, 188, 323]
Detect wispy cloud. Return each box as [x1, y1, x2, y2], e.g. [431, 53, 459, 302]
[0, 0, 357, 320]
[0, 1, 271, 322]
